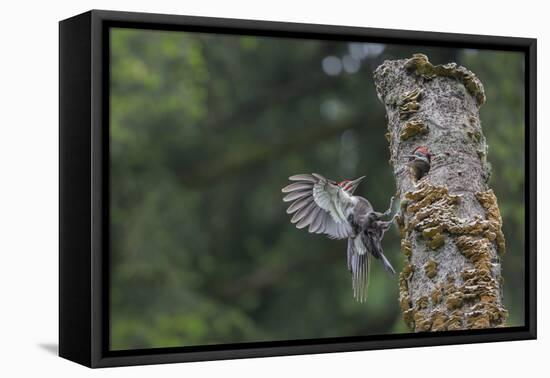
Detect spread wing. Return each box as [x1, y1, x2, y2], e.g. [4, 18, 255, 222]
[282, 173, 353, 239]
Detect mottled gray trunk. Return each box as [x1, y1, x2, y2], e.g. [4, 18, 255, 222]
[373, 54, 508, 331]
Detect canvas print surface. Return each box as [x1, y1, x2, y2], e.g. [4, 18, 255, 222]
[109, 27, 525, 351]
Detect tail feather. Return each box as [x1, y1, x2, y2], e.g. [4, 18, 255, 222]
[347, 237, 370, 303]
[362, 230, 396, 276]
[379, 252, 396, 275]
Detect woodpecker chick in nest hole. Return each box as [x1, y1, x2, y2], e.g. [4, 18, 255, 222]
[405, 146, 432, 182]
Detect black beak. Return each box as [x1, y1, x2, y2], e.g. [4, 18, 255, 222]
[349, 176, 366, 194]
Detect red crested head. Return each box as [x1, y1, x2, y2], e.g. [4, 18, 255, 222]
[413, 146, 429, 155]
[337, 176, 366, 194]
[338, 180, 353, 191]
[413, 146, 431, 161]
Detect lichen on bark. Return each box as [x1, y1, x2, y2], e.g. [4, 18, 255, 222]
[374, 54, 507, 332]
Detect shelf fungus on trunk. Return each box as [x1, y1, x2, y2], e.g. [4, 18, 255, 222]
[374, 54, 508, 332]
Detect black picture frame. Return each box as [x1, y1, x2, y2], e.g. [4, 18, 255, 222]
[59, 9, 537, 368]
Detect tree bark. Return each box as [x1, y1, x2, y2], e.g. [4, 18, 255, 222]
[373, 54, 508, 331]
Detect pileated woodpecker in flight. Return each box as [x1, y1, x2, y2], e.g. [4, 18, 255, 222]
[282, 173, 396, 302]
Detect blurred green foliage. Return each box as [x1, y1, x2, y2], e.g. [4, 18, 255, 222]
[109, 28, 525, 350]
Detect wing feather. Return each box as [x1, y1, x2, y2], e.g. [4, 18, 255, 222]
[307, 207, 325, 233]
[282, 173, 354, 240]
[310, 210, 327, 233]
[311, 173, 326, 181]
[289, 174, 316, 182]
[312, 177, 349, 223]
[291, 201, 316, 223]
[286, 196, 314, 214]
[283, 190, 310, 202]
[323, 217, 352, 239]
[282, 182, 314, 193]
[297, 206, 321, 229]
